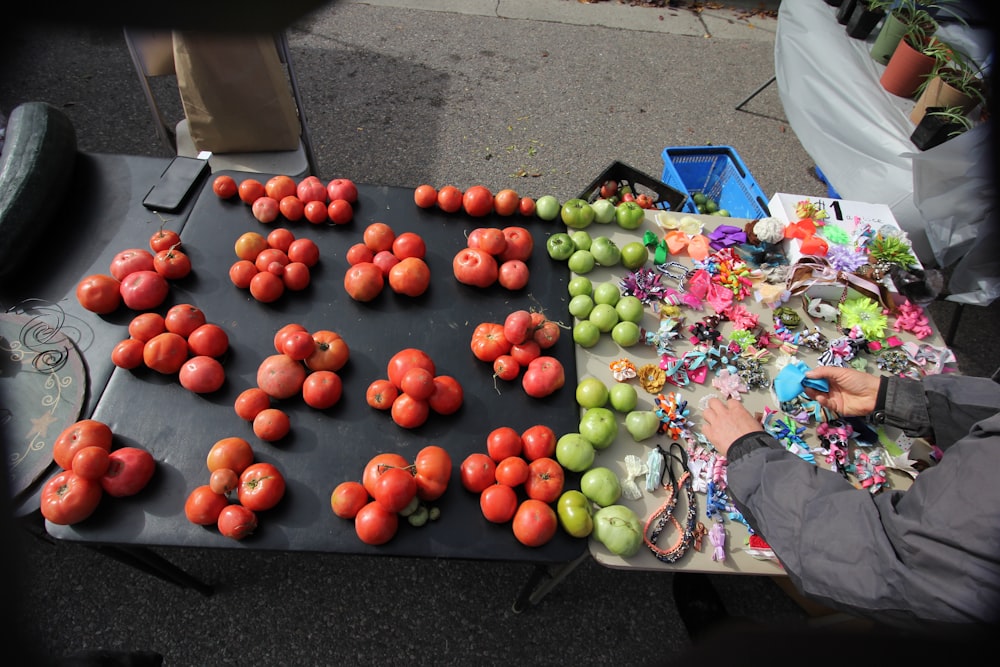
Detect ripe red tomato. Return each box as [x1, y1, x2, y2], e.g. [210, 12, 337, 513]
[302, 370, 343, 409]
[480, 484, 518, 523]
[305, 330, 349, 372]
[387, 348, 436, 389]
[413, 445, 452, 501]
[372, 250, 400, 277]
[206, 437, 254, 475]
[427, 375, 463, 415]
[363, 452, 411, 497]
[273, 323, 308, 353]
[331, 480, 369, 519]
[497, 259, 529, 290]
[280, 330, 316, 361]
[213, 174, 238, 199]
[234, 231, 268, 261]
[470, 322, 512, 363]
[178, 355, 226, 394]
[278, 195, 305, 222]
[523, 457, 564, 504]
[346, 242, 375, 266]
[436, 185, 463, 213]
[119, 270, 169, 311]
[71, 446, 111, 480]
[40, 470, 103, 525]
[399, 367, 435, 401]
[256, 353, 307, 399]
[296, 175, 327, 203]
[238, 462, 286, 511]
[128, 312, 166, 342]
[521, 356, 565, 398]
[363, 222, 395, 253]
[185, 485, 229, 525]
[460, 452, 496, 494]
[153, 247, 192, 280]
[371, 466, 417, 513]
[164, 303, 206, 337]
[494, 456, 529, 487]
[462, 185, 494, 217]
[521, 424, 557, 461]
[493, 189, 520, 216]
[229, 260, 258, 288]
[512, 498, 558, 547]
[253, 407, 291, 442]
[327, 178, 358, 203]
[510, 339, 541, 366]
[497, 226, 534, 263]
[187, 323, 229, 358]
[249, 271, 285, 303]
[75, 274, 122, 314]
[453, 247, 498, 288]
[532, 317, 561, 349]
[391, 232, 426, 260]
[100, 447, 156, 497]
[110, 248, 156, 282]
[303, 200, 329, 224]
[282, 262, 311, 291]
[327, 199, 353, 225]
[354, 501, 398, 545]
[390, 392, 430, 429]
[238, 178, 266, 204]
[265, 228, 295, 253]
[493, 355, 520, 381]
[388, 257, 431, 297]
[518, 197, 536, 217]
[413, 184, 437, 208]
[468, 227, 507, 256]
[142, 332, 189, 374]
[53, 419, 113, 470]
[209, 468, 239, 495]
[366, 378, 399, 410]
[234, 387, 271, 421]
[343, 262, 384, 302]
[503, 309, 533, 345]
[265, 174, 297, 201]
[111, 338, 145, 369]
[287, 238, 320, 267]
[252, 196, 280, 224]
[254, 247, 290, 273]
[217, 504, 258, 540]
[487, 426, 523, 462]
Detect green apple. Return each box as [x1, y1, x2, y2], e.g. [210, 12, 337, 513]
[545, 232, 576, 261]
[572, 320, 601, 348]
[535, 194, 561, 221]
[608, 382, 638, 413]
[580, 466, 622, 508]
[590, 198, 616, 224]
[589, 236, 621, 267]
[593, 505, 643, 557]
[561, 198, 596, 229]
[568, 230, 592, 252]
[592, 281, 621, 306]
[557, 490, 594, 538]
[567, 249, 596, 274]
[615, 200, 645, 230]
[575, 377, 609, 409]
[619, 241, 648, 270]
[568, 294, 595, 319]
[615, 295, 644, 324]
[578, 406, 618, 449]
[555, 432, 596, 472]
[611, 321, 641, 347]
[567, 276, 593, 298]
[625, 410, 660, 441]
[588, 303, 619, 333]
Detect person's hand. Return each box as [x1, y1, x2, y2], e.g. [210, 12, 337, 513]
[804, 366, 880, 416]
[701, 397, 764, 457]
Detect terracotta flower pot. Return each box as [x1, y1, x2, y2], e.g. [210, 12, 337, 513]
[910, 74, 980, 125]
[880, 39, 936, 98]
[870, 12, 909, 65]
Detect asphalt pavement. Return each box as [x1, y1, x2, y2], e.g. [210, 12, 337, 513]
[2, 1, 998, 665]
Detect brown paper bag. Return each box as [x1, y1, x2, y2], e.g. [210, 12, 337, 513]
[172, 32, 301, 153]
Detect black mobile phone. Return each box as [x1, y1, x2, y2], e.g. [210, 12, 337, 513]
[142, 156, 210, 212]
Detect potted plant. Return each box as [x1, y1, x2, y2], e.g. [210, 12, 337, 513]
[870, 2, 940, 65]
[910, 105, 975, 150]
[844, 0, 889, 39]
[911, 46, 988, 124]
[879, 17, 943, 98]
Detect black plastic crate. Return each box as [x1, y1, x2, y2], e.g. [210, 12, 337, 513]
[578, 161, 688, 212]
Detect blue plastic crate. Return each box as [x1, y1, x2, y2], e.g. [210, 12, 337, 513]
[660, 145, 771, 219]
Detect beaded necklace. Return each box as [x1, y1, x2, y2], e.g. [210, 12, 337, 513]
[643, 442, 698, 564]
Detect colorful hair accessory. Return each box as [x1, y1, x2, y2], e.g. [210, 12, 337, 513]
[643, 230, 670, 265]
[852, 449, 888, 494]
[735, 356, 770, 390]
[753, 217, 786, 245]
[839, 297, 888, 341]
[641, 317, 684, 357]
[773, 306, 801, 328]
[892, 299, 933, 339]
[712, 369, 748, 400]
[773, 359, 829, 403]
[619, 268, 668, 304]
[689, 319, 723, 346]
[664, 230, 711, 261]
[899, 341, 958, 376]
[794, 200, 828, 221]
[709, 520, 727, 562]
[800, 327, 829, 352]
[620, 454, 648, 500]
[693, 522, 709, 551]
[655, 261, 692, 287]
[877, 349, 914, 377]
[803, 295, 839, 323]
[645, 445, 665, 492]
[820, 223, 850, 246]
[654, 392, 693, 441]
[707, 224, 747, 250]
[868, 233, 917, 269]
[609, 358, 637, 382]
[721, 303, 758, 330]
[826, 242, 869, 274]
[638, 363, 667, 394]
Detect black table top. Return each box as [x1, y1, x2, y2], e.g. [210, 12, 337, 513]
[45, 171, 586, 564]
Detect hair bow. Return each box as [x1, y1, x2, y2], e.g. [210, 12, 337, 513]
[664, 230, 711, 261]
[707, 224, 747, 250]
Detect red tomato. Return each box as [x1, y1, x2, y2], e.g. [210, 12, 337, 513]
[388, 257, 431, 297]
[238, 462, 286, 511]
[249, 271, 285, 303]
[282, 262, 311, 291]
[436, 185, 463, 213]
[288, 238, 320, 267]
[413, 184, 437, 208]
[427, 375, 463, 415]
[494, 456, 529, 487]
[460, 452, 496, 494]
[266, 228, 295, 253]
[399, 367, 435, 401]
[153, 247, 192, 280]
[521, 356, 565, 398]
[213, 174, 238, 199]
[523, 457, 564, 504]
[252, 196, 280, 224]
[327, 178, 358, 204]
[217, 504, 258, 540]
[207, 437, 254, 475]
[363, 222, 396, 253]
[296, 175, 327, 203]
[343, 262, 384, 302]
[503, 309, 533, 345]
[238, 178, 266, 204]
[413, 445, 452, 501]
[280, 330, 316, 361]
[142, 332, 188, 374]
[497, 226, 534, 263]
[497, 259, 529, 290]
[187, 323, 229, 358]
[354, 501, 398, 545]
[512, 498, 558, 547]
[346, 242, 375, 266]
[164, 303, 206, 338]
[521, 424, 557, 461]
[278, 196, 305, 222]
[257, 353, 307, 399]
[234, 231, 268, 261]
[302, 370, 343, 409]
[229, 260, 258, 288]
[453, 247, 498, 288]
[128, 312, 166, 342]
[470, 322, 512, 363]
[303, 200, 329, 224]
[366, 378, 399, 410]
[178, 355, 226, 394]
[254, 247, 290, 273]
[331, 480, 369, 519]
[71, 446, 111, 480]
[518, 197, 536, 217]
[265, 174, 297, 201]
[184, 485, 229, 525]
[273, 322, 308, 353]
[234, 387, 271, 421]
[253, 407, 291, 442]
[493, 355, 520, 381]
[468, 227, 507, 256]
[327, 199, 353, 225]
[109, 248, 156, 282]
[371, 466, 417, 513]
[531, 312, 561, 349]
[487, 426, 523, 462]
[372, 250, 400, 277]
[387, 348, 436, 389]
[462, 185, 494, 217]
[363, 452, 411, 497]
[100, 447, 156, 497]
[111, 338, 145, 369]
[75, 274, 122, 314]
[209, 468, 239, 495]
[40, 470, 103, 525]
[391, 232, 426, 260]
[390, 392, 430, 429]
[493, 188, 520, 216]
[119, 270, 169, 311]
[510, 339, 541, 366]
[480, 484, 518, 523]
[305, 330, 350, 372]
[53, 419, 113, 471]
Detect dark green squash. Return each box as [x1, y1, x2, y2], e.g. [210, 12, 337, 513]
[0, 102, 78, 278]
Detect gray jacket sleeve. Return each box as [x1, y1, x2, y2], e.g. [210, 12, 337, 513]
[725, 375, 1000, 627]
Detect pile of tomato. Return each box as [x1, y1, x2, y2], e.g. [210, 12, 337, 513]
[214, 174, 359, 226]
[230, 228, 319, 303]
[344, 222, 430, 301]
[452, 225, 534, 290]
[470, 308, 565, 398]
[365, 348, 463, 429]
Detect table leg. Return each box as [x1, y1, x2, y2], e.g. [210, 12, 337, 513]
[511, 551, 590, 613]
[88, 544, 214, 597]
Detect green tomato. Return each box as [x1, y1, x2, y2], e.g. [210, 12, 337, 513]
[588, 303, 619, 333]
[567, 249, 596, 274]
[615, 201, 645, 230]
[593, 505, 643, 557]
[555, 432, 596, 472]
[568, 294, 595, 319]
[535, 194, 561, 221]
[580, 466, 622, 508]
[561, 198, 596, 229]
[619, 241, 648, 270]
[567, 276, 593, 298]
[608, 383, 638, 413]
[572, 320, 601, 348]
[545, 232, 576, 261]
[578, 406, 618, 450]
[611, 321, 641, 347]
[592, 281, 621, 306]
[615, 295, 644, 324]
[575, 377, 609, 409]
[557, 490, 594, 538]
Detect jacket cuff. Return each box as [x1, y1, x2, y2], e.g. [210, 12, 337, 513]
[726, 431, 784, 463]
